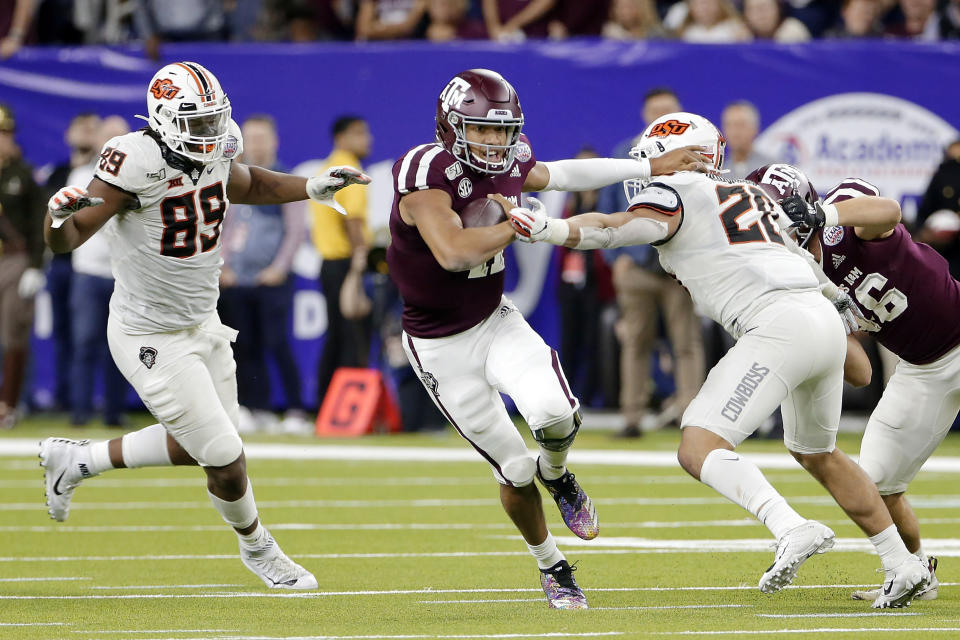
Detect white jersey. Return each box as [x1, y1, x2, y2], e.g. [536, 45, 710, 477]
[642, 172, 819, 337]
[94, 123, 243, 334]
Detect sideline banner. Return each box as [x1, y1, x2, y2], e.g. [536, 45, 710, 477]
[4, 40, 957, 408]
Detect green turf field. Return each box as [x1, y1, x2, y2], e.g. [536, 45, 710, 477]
[1, 415, 958, 639]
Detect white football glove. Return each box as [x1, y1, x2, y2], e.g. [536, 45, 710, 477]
[833, 290, 877, 334]
[508, 197, 570, 245]
[48, 185, 105, 229]
[306, 166, 372, 216]
[17, 267, 45, 298]
[508, 197, 547, 242]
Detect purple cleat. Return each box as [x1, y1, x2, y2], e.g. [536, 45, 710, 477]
[537, 462, 599, 540]
[539, 560, 588, 609]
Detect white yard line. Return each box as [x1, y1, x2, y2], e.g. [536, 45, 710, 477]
[7, 495, 960, 512]
[0, 576, 88, 582]
[4, 439, 960, 473]
[90, 584, 244, 590]
[3, 584, 956, 599]
[111, 634, 627, 640]
[70, 630, 235, 635]
[0, 622, 67, 626]
[756, 613, 920, 618]
[657, 630, 960, 636]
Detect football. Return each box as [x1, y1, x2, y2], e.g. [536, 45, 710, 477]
[460, 197, 507, 228]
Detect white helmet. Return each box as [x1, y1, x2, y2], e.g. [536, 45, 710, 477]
[140, 61, 232, 163]
[624, 111, 726, 201]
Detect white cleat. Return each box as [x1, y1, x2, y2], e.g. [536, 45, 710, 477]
[39, 437, 94, 522]
[759, 520, 835, 594]
[853, 556, 939, 602]
[240, 529, 318, 590]
[870, 555, 930, 609]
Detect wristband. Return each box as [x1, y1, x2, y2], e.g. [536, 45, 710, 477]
[820, 202, 839, 227]
[544, 218, 570, 245]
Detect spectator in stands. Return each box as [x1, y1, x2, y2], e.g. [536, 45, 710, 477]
[68, 115, 131, 427]
[916, 210, 960, 278]
[548, 0, 611, 38]
[355, 0, 427, 40]
[721, 100, 776, 179]
[0, 103, 45, 428]
[218, 115, 311, 434]
[598, 87, 705, 437]
[133, 0, 228, 59]
[0, 0, 36, 59]
[425, 0, 487, 41]
[43, 113, 102, 412]
[602, 0, 668, 39]
[824, 0, 884, 38]
[784, 0, 842, 37]
[557, 147, 617, 407]
[884, 0, 940, 40]
[942, 0, 960, 38]
[674, 0, 751, 42]
[482, 0, 557, 41]
[743, 0, 811, 41]
[915, 140, 960, 277]
[72, 0, 135, 44]
[311, 115, 373, 407]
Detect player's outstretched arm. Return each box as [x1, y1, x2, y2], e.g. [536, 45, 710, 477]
[491, 191, 675, 250]
[228, 163, 370, 209]
[44, 178, 133, 253]
[400, 189, 514, 272]
[844, 334, 872, 388]
[780, 195, 900, 242]
[836, 196, 901, 241]
[523, 145, 709, 192]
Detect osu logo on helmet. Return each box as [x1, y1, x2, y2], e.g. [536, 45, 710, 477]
[150, 78, 180, 100]
[647, 120, 691, 138]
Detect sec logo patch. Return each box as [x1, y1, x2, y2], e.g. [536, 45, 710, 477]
[822, 226, 844, 247]
[515, 142, 531, 163]
[458, 178, 473, 198]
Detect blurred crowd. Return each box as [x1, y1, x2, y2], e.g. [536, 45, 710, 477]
[2, 90, 960, 434]
[2, 0, 960, 60]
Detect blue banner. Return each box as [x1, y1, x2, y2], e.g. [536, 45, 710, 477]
[4, 40, 959, 409]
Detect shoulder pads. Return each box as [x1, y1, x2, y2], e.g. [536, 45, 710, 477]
[627, 182, 682, 216]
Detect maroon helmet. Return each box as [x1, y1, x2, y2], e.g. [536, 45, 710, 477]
[435, 69, 524, 175]
[746, 163, 820, 247]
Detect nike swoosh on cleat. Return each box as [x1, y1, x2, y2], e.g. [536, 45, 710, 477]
[52, 470, 67, 496]
[883, 580, 894, 595]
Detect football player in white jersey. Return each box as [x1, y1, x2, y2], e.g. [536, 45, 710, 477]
[496, 112, 929, 609]
[39, 61, 370, 590]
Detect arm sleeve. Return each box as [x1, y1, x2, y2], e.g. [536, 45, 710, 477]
[574, 216, 669, 250]
[542, 157, 651, 192]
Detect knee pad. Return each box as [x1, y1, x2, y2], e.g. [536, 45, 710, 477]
[197, 430, 244, 468]
[500, 455, 537, 487]
[533, 412, 580, 452]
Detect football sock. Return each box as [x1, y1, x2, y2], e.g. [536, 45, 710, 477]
[537, 452, 567, 481]
[527, 532, 565, 570]
[87, 441, 114, 476]
[870, 524, 913, 571]
[237, 523, 268, 549]
[208, 481, 259, 532]
[915, 549, 928, 565]
[700, 448, 806, 540]
[120, 423, 172, 468]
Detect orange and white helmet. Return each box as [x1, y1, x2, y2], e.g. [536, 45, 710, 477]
[140, 61, 231, 163]
[625, 112, 726, 200]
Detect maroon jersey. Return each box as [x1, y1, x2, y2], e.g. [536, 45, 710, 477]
[820, 179, 960, 365]
[386, 136, 537, 338]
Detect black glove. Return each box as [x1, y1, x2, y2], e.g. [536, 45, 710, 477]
[779, 195, 825, 229]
